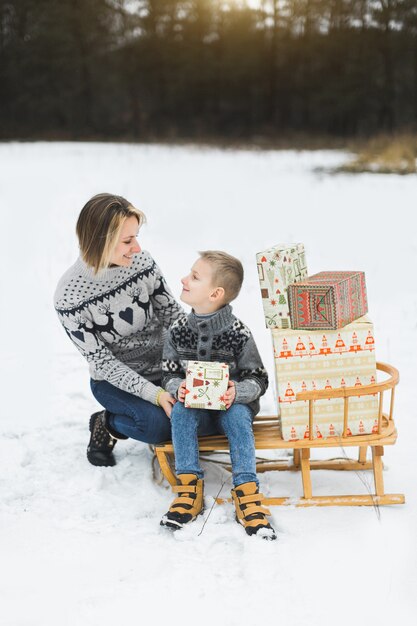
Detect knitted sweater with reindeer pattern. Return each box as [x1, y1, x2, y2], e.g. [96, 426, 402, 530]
[54, 251, 183, 405]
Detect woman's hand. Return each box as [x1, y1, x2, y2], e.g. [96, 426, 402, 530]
[177, 380, 187, 403]
[224, 380, 236, 409]
[158, 391, 176, 418]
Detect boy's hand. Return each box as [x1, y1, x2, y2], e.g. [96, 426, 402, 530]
[159, 391, 176, 418]
[177, 380, 187, 403]
[224, 380, 236, 409]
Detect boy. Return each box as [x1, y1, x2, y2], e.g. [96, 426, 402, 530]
[161, 251, 276, 540]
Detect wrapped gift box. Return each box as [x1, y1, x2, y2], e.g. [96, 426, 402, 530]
[185, 361, 229, 410]
[256, 243, 308, 329]
[271, 316, 378, 440]
[287, 271, 368, 330]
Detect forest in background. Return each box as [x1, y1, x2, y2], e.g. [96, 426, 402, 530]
[1, 1, 417, 141]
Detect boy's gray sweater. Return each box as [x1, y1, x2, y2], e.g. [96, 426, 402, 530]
[162, 304, 268, 415]
[54, 251, 183, 404]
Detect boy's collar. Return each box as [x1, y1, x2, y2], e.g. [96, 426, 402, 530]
[188, 304, 233, 332]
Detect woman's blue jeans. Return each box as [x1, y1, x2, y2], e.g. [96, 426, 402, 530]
[90, 379, 222, 445]
[171, 401, 258, 487]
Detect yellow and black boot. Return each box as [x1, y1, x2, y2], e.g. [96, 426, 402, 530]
[160, 474, 204, 530]
[231, 482, 277, 540]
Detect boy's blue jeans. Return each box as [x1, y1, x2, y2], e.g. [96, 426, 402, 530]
[90, 379, 221, 445]
[171, 401, 258, 487]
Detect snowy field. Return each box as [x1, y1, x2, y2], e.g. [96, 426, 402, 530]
[1, 142, 416, 625]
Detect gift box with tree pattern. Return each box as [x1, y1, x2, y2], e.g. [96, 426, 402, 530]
[256, 243, 308, 329]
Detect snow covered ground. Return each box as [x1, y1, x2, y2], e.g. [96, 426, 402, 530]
[1, 142, 416, 625]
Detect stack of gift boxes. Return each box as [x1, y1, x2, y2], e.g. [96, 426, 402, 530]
[256, 244, 378, 441]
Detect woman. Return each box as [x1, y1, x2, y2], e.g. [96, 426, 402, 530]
[54, 193, 184, 467]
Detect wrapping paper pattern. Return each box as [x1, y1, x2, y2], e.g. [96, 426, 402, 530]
[287, 271, 368, 330]
[185, 361, 229, 410]
[271, 316, 378, 440]
[256, 243, 308, 329]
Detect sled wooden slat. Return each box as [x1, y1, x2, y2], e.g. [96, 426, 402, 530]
[255, 458, 375, 472]
[343, 397, 349, 437]
[215, 457, 375, 472]
[216, 494, 405, 507]
[154, 362, 404, 507]
[378, 391, 384, 433]
[301, 449, 312, 499]
[358, 446, 367, 464]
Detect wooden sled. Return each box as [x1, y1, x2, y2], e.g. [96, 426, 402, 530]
[154, 362, 404, 507]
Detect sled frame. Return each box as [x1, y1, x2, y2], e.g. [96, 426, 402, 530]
[153, 362, 404, 507]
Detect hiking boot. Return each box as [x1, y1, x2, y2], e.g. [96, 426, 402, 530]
[231, 481, 277, 540]
[160, 473, 204, 530]
[87, 410, 125, 467]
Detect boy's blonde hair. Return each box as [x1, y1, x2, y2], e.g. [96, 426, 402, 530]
[198, 250, 244, 304]
[76, 193, 146, 274]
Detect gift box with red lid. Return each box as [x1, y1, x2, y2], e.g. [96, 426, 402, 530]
[287, 270, 368, 330]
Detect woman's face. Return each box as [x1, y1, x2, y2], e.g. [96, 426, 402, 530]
[110, 215, 141, 267]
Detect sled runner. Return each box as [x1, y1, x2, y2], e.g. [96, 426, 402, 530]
[154, 362, 404, 507]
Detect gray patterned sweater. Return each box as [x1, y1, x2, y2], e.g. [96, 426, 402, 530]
[162, 304, 268, 414]
[54, 251, 183, 404]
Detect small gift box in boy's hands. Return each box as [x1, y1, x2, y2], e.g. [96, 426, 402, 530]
[185, 361, 230, 410]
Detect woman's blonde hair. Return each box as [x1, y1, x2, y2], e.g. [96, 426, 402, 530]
[76, 193, 146, 273]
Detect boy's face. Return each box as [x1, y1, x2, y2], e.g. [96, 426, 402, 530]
[181, 258, 223, 313]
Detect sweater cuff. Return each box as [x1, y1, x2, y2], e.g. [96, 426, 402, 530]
[142, 381, 164, 405]
[165, 377, 183, 399]
[234, 379, 262, 404]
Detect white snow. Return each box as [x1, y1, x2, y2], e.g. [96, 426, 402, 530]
[1, 142, 416, 625]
